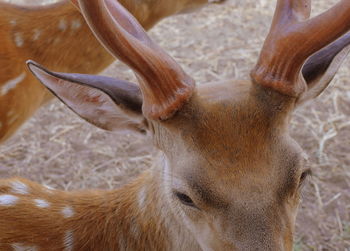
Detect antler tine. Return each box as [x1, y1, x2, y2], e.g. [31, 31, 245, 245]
[77, 0, 195, 120]
[251, 0, 350, 97]
[302, 1, 350, 56]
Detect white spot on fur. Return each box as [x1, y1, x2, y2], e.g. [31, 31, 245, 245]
[32, 29, 42, 41]
[10, 180, 29, 195]
[61, 206, 74, 218]
[0, 194, 18, 206]
[8, 114, 19, 126]
[6, 109, 19, 125]
[130, 221, 141, 240]
[44, 184, 55, 193]
[34, 199, 50, 208]
[71, 20, 81, 30]
[58, 19, 67, 31]
[63, 230, 74, 251]
[0, 72, 26, 96]
[11, 243, 38, 251]
[10, 20, 17, 26]
[14, 32, 24, 47]
[137, 186, 147, 210]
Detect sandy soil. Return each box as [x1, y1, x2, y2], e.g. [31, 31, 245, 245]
[0, 0, 349, 249]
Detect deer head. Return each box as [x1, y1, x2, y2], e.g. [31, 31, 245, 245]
[27, 0, 350, 249]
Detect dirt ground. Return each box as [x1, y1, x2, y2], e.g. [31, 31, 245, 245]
[1, 0, 350, 250]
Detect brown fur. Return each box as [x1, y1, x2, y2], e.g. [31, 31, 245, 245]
[0, 0, 223, 143]
[0, 174, 173, 250]
[1, 0, 349, 250]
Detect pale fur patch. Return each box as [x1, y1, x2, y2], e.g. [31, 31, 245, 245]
[58, 19, 67, 31]
[63, 230, 74, 251]
[71, 20, 82, 30]
[0, 72, 26, 96]
[8, 114, 19, 125]
[11, 243, 38, 251]
[14, 32, 24, 47]
[137, 186, 147, 211]
[130, 220, 141, 240]
[44, 184, 55, 193]
[61, 206, 74, 218]
[32, 29, 42, 41]
[34, 199, 50, 208]
[10, 180, 29, 195]
[7, 110, 18, 125]
[10, 20, 17, 26]
[0, 194, 18, 206]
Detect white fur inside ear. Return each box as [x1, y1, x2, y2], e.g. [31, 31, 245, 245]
[29, 64, 144, 132]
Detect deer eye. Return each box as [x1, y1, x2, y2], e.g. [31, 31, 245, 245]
[174, 192, 196, 208]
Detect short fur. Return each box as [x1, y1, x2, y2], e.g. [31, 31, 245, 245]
[0, 0, 223, 143]
[1, 0, 349, 250]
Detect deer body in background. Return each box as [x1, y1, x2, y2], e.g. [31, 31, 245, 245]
[0, 0, 223, 143]
[1, 0, 350, 250]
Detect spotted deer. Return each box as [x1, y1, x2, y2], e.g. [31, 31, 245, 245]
[1, 0, 350, 250]
[0, 0, 224, 143]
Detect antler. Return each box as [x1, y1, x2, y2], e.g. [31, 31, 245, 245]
[251, 0, 350, 97]
[76, 0, 195, 120]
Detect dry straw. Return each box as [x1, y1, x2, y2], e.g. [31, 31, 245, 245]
[0, 0, 349, 249]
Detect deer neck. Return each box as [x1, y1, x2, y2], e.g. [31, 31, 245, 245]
[73, 157, 200, 250]
[102, 162, 201, 251]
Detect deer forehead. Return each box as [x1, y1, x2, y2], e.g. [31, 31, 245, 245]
[160, 80, 297, 161]
[167, 80, 291, 134]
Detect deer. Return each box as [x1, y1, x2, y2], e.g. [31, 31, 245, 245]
[0, 0, 225, 144]
[1, 0, 350, 250]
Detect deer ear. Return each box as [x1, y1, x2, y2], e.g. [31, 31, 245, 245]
[298, 33, 350, 105]
[27, 60, 147, 134]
